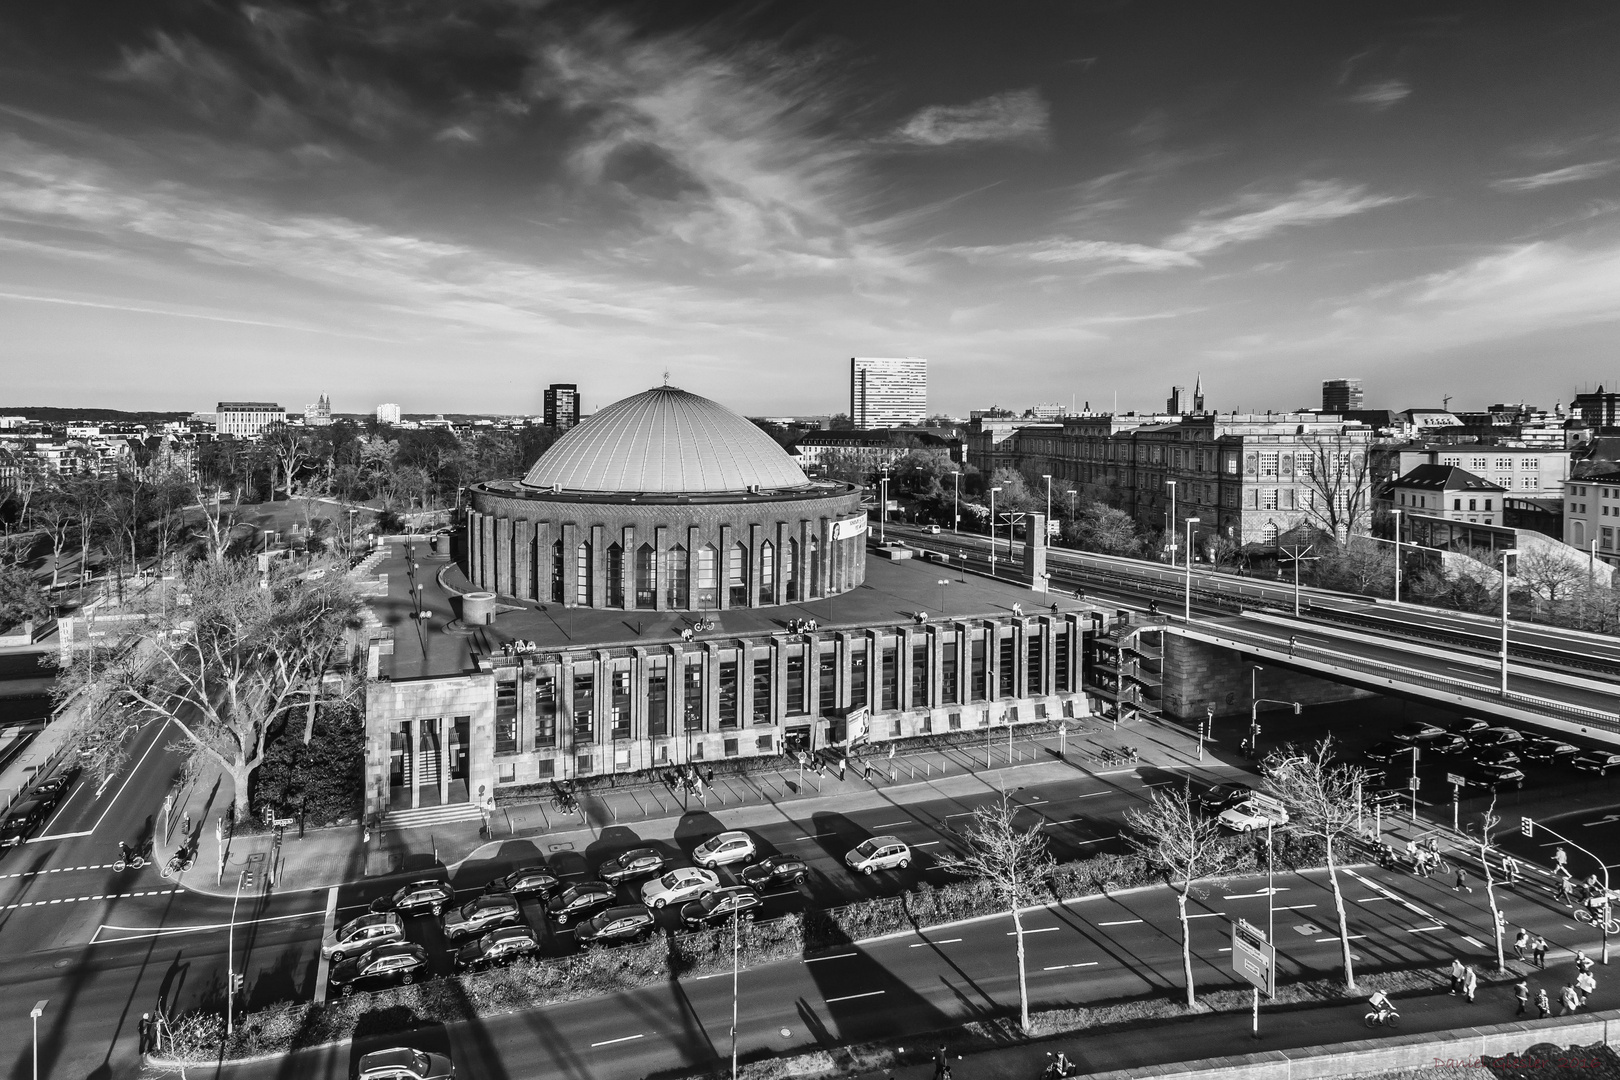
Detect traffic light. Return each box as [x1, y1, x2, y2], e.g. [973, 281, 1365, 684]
[1253, 724, 1261, 739]
[231, 973, 245, 994]
[1520, 816, 1534, 838]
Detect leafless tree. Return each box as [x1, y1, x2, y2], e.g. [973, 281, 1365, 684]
[1297, 433, 1374, 543]
[1513, 547, 1587, 607]
[264, 422, 312, 501]
[935, 798, 1056, 1033]
[55, 557, 365, 821]
[1473, 795, 1508, 974]
[1125, 782, 1235, 1008]
[1263, 736, 1366, 991]
[190, 481, 243, 565]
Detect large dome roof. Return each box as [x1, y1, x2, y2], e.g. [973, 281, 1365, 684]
[522, 385, 813, 494]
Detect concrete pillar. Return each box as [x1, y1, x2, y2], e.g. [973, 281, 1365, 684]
[687, 525, 702, 609]
[438, 716, 451, 805]
[514, 521, 534, 600]
[561, 522, 578, 607]
[1012, 619, 1029, 699]
[480, 516, 496, 593]
[774, 521, 789, 605]
[985, 621, 1002, 702]
[558, 654, 576, 776]
[654, 525, 669, 612]
[494, 517, 513, 596]
[772, 636, 790, 722]
[621, 525, 636, 610]
[717, 524, 734, 610]
[898, 627, 915, 712]
[1040, 617, 1055, 697]
[1025, 513, 1049, 592]
[408, 721, 419, 809]
[589, 524, 606, 609]
[928, 625, 943, 709]
[533, 521, 552, 603]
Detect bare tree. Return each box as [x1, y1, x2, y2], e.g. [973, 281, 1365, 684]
[935, 798, 1056, 1033]
[1297, 433, 1374, 543]
[1125, 783, 1235, 1008]
[56, 557, 365, 821]
[1513, 547, 1586, 607]
[1472, 795, 1508, 974]
[264, 422, 312, 501]
[1263, 736, 1366, 991]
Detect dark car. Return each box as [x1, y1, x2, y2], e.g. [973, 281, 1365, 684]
[596, 847, 669, 885]
[1196, 783, 1253, 814]
[1470, 747, 1521, 768]
[574, 904, 656, 947]
[0, 798, 51, 849]
[1392, 721, 1445, 744]
[356, 1047, 455, 1080]
[329, 942, 430, 996]
[1573, 751, 1620, 776]
[485, 865, 562, 899]
[1471, 727, 1524, 748]
[1441, 717, 1491, 739]
[547, 881, 616, 926]
[1363, 741, 1413, 764]
[370, 879, 457, 917]
[442, 895, 523, 942]
[453, 925, 541, 972]
[740, 854, 810, 891]
[1520, 735, 1580, 764]
[1461, 763, 1526, 791]
[680, 886, 764, 927]
[1355, 765, 1388, 788]
[1412, 731, 1468, 755]
[31, 769, 78, 810]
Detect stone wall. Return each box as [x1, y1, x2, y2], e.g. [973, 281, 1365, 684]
[1159, 633, 1374, 721]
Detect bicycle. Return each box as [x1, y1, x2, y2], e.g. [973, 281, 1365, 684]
[161, 850, 195, 879]
[1573, 907, 1620, 935]
[114, 842, 150, 872]
[1363, 1006, 1400, 1028]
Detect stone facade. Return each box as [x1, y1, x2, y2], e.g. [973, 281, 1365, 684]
[1157, 633, 1374, 721]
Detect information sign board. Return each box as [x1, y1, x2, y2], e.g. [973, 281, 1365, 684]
[1446, 773, 1465, 787]
[1230, 918, 1276, 997]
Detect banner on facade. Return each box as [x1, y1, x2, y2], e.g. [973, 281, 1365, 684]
[845, 706, 871, 747]
[830, 515, 869, 542]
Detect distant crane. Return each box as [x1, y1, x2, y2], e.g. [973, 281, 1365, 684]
[1442, 395, 1452, 411]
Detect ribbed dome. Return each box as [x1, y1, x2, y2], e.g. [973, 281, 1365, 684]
[522, 386, 813, 494]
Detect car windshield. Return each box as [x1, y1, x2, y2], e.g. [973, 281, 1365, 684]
[854, 840, 879, 857]
[658, 871, 683, 888]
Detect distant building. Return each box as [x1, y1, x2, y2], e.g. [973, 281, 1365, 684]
[1389, 464, 1506, 526]
[1379, 444, 1571, 498]
[1564, 468, 1620, 565]
[850, 357, 927, 429]
[1322, 379, 1364, 414]
[792, 429, 954, 475]
[1572, 387, 1620, 429]
[544, 384, 581, 431]
[1166, 387, 1189, 415]
[215, 402, 286, 439]
[304, 394, 332, 426]
[377, 403, 401, 425]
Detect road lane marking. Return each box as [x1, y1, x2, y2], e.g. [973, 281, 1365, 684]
[1185, 913, 1223, 919]
[316, 886, 339, 1004]
[793, 833, 836, 841]
[1356, 897, 1394, 902]
[89, 908, 324, 943]
[591, 1035, 645, 1047]
[803, 952, 857, 963]
[914, 841, 940, 847]
[910, 938, 963, 947]
[1097, 919, 1143, 926]
[1225, 890, 1290, 899]
[1043, 963, 1100, 970]
[1044, 818, 1088, 826]
[1009, 927, 1062, 935]
[825, 991, 885, 1003]
[1405, 924, 1447, 933]
[73, 718, 173, 840]
[0, 864, 117, 880]
[873, 820, 913, 828]
[1074, 792, 1110, 799]
[4, 887, 183, 910]
[1277, 904, 1317, 910]
[1315, 934, 1367, 942]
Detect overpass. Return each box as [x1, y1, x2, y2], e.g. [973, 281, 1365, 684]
[884, 524, 1620, 745]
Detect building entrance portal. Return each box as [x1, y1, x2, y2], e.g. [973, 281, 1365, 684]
[388, 717, 471, 811]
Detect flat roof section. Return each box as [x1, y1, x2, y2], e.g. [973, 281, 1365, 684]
[366, 541, 1090, 682]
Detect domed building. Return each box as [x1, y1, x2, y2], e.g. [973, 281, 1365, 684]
[462, 385, 867, 609]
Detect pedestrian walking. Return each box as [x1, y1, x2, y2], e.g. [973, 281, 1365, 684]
[1288, 634, 1297, 657]
[1463, 964, 1479, 1003]
[1450, 957, 1466, 995]
[1533, 934, 1549, 969]
[1555, 847, 1571, 878]
[1560, 983, 1581, 1015]
[1559, 875, 1574, 903]
[1577, 950, 1595, 976]
[837, 757, 847, 782]
[1455, 866, 1472, 893]
[1501, 855, 1520, 884]
[1514, 927, 1529, 960]
[1577, 969, 1596, 1002]
[139, 1012, 153, 1054]
[1536, 987, 1551, 1018]
[1514, 979, 1529, 1016]
[933, 1045, 950, 1080]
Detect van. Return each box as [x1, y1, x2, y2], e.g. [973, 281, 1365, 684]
[1217, 793, 1289, 833]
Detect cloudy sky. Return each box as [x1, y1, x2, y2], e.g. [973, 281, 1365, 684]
[4, 2, 1620, 418]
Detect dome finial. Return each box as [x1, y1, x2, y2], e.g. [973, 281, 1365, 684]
[663, 369, 670, 387]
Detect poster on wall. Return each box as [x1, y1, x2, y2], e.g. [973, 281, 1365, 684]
[830, 515, 869, 542]
[845, 706, 871, 747]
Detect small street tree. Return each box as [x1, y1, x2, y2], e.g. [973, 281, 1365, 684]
[1263, 736, 1367, 991]
[1298, 434, 1374, 543]
[935, 798, 1056, 1033]
[1124, 782, 1235, 1008]
[1473, 795, 1508, 974]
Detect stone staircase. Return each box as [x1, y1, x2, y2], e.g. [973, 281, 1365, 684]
[382, 802, 483, 831]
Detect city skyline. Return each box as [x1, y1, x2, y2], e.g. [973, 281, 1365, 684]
[4, 3, 1620, 416]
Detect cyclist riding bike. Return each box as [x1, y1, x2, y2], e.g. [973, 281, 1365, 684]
[118, 841, 132, 863]
[1367, 990, 1396, 1020]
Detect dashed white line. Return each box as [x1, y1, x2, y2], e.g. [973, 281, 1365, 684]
[803, 952, 858, 963]
[914, 841, 941, 847]
[1225, 889, 1290, 899]
[1405, 924, 1447, 933]
[591, 1034, 645, 1048]
[826, 990, 885, 1003]
[793, 833, 836, 841]
[1461, 935, 1485, 948]
[1315, 934, 1367, 943]
[909, 938, 963, 948]
[1098, 919, 1143, 926]
[1277, 904, 1317, 910]
[873, 820, 913, 829]
[1356, 896, 1394, 903]
[1185, 913, 1224, 919]
[1043, 962, 1099, 970]
[1009, 927, 1062, 935]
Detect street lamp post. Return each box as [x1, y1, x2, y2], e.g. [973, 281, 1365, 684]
[1391, 509, 1402, 604]
[1043, 474, 1052, 536]
[1401, 745, 1420, 824]
[1183, 517, 1200, 619]
[950, 471, 960, 534]
[1166, 480, 1178, 566]
[989, 486, 1003, 576]
[878, 466, 890, 544]
[731, 908, 741, 1080]
[1499, 548, 1519, 695]
[31, 1000, 46, 1080]
[1530, 820, 1611, 964]
[228, 868, 246, 1038]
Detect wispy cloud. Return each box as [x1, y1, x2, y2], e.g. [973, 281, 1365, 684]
[0, 289, 400, 341]
[944, 238, 1195, 271]
[890, 89, 1049, 148]
[1491, 160, 1620, 193]
[1166, 180, 1404, 256]
[1347, 79, 1410, 110]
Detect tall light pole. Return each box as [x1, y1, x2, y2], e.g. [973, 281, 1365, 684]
[228, 868, 246, 1038]
[950, 470, 960, 534]
[1066, 489, 1077, 522]
[1391, 509, 1403, 604]
[990, 486, 1003, 576]
[731, 908, 741, 1080]
[1400, 744, 1420, 824]
[878, 465, 890, 544]
[1166, 480, 1178, 566]
[1183, 517, 1200, 619]
[31, 1000, 46, 1080]
[1499, 548, 1519, 695]
[1043, 474, 1052, 536]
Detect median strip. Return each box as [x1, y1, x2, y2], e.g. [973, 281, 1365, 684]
[1009, 927, 1062, 935]
[1097, 919, 1143, 926]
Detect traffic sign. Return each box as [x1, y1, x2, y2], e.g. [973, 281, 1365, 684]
[1446, 773, 1465, 787]
[1407, 776, 1421, 791]
[1231, 918, 1275, 998]
[1520, 816, 1534, 838]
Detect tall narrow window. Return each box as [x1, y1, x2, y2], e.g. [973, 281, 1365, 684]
[880, 646, 898, 710]
[495, 675, 518, 755]
[667, 545, 689, 608]
[573, 671, 595, 739]
[758, 541, 775, 604]
[785, 538, 799, 601]
[911, 643, 928, 706]
[941, 640, 959, 705]
[610, 668, 631, 740]
[718, 659, 739, 728]
[605, 543, 624, 607]
[696, 545, 718, 609]
[819, 651, 837, 713]
[550, 540, 564, 603]
[648, 657, 669, 738]
[635, 543, 656, 609]
[808, 535, 820, 596]
[786, 653, 805, 716]
[575, 543, 592, 606]
[752, 658, 772, 724]
[1054, 629, 1070, 692]
[534, 672, 557, 748]
[728, 542, 749, 606]
[684, 657, 703, 729]
[970, 637, 987, 701]
[850, 645, 868, 706]
[1027, 637, 1043, 696]
[998, 636, 1016, 697]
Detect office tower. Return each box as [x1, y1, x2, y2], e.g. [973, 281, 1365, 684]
[850, 357, 927, 429]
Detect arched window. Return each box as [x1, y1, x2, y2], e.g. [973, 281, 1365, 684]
[696, 544, 718, 609]
[758, 541, 775, 604]
[1261, 521, 1279, 550]
[808, 534, 820, 597]
[605, 543, 624, 607]
[575, 542, 592, 606]
[550, 540, 564, 603]
[728, 541, 749, 606]
[784, 538, 798, 602]
[667, 545, 689, 608]
[635, 543, 656, 609]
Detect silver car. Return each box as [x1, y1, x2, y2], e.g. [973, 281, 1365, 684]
[321, 912, 404, 964]
[693, 831, 756, 869]
[844, 836, 911, 875]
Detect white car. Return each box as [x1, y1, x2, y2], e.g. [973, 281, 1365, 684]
[693, 831, 756, 869]
[844, 836, 912, 875]
[321, 911, 404, 963]
[640, 867, 720, 909]
[1217, 795, 1290, 833]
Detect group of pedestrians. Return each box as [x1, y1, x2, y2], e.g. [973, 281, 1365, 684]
[1512, 926, 1550, 967]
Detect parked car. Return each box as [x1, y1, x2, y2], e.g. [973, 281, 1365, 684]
[693, 831, 757, 870]
[454, 925, 541, 972]
[1392, 721, 1445, 743]
[485, 865, 562, 899]
[1470, 747, 1521, 768]
[681, 886, 764, 927]
[574, 905, 657, 947]
[597, 848, 669, 885]
[641, 867, 721, 909]
[442, 895, 523, 942]
[844, 836, 913, 875]
[31, 768, 78, 810]
[1471, 727, 1524, 747]
[1355, 765, 1388, 788]
[370, 879, 457, 917]
[1520, 735, 1580, 764]
[1196, 783, 1252, 815]
[547, 881, 617, 926]
[1362, 741, 1412, 764]
[1441, 717, 1491, 739]
[329, 942, 430, 996]
[1573, 751, 1620, 776]
[1461, 763, 1526, 791]
[740, 854, 810, 891]
[0, 799, 51, 848]
[321, 911, 405, 963]
[1217, 794, 1291, 833]
[1411, 731, 1468, 755]
[356, 1047, 455, 1080]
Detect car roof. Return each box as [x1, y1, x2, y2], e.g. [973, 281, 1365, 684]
[359, 1048, 422, 1072]
[866, 835, 902, 846]
[599, 904, 652, 920]
[708, 830, 748, 843]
